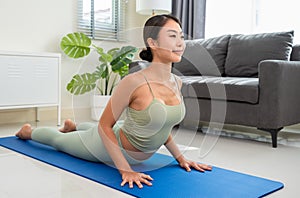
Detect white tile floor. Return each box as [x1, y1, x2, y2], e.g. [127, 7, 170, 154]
[0, 120, 300, 198]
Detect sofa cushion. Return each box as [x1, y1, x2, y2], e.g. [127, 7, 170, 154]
[225, 31, 294, 77]
[173, 35, 231, 76]
[291, 45, 300, 61]
[180, 76, 259, 104]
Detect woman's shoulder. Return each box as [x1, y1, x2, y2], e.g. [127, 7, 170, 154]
[117, 71, 146, 92]
[111, 72, 146, 102]
[173, 74, 183, 88]
[173, 74, 182, 81]
[122, 71, 145, 84]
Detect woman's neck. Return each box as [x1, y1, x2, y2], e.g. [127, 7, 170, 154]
[147, 62, 172, 82]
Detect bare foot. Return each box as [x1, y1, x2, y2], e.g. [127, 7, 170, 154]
[15, 124, 32, 140]
[59, 119, 77, 133]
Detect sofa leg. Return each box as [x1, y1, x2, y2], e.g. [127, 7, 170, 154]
[258, 127, 283, 148]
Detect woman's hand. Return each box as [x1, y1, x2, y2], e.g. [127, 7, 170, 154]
[178, 158, 212, 172]
[121, 171, 153, 188]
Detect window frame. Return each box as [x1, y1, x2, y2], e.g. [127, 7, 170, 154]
[77, 0, 126, 41]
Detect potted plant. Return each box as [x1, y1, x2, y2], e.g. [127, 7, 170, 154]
[60, 32, 138, 120]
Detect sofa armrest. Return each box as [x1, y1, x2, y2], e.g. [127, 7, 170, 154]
[258, 60, 300, 128]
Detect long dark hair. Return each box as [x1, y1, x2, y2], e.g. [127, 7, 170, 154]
[139, 14, 182, 62]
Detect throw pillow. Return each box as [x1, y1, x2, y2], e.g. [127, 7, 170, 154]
[173, 35, 231, 76]
[291, 45, 300, 61]
[224, 31, 294, 77]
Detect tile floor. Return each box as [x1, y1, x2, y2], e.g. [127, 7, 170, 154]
[0, 120, 300, 198]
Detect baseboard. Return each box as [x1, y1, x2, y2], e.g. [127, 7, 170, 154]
[0, 107, 91, 125]
[181, 119, 300, 135]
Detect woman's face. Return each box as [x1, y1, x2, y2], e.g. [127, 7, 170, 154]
[148, 19, 185, 64]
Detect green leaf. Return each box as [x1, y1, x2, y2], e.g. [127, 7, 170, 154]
[99, 53, 113, 63]
[94, 64, 107, 79]
[93, 45, 104, 54]
[117, 65, 129, 77]
[110, 46, 138, 76]
[111, 46, 137, 65]
[66, 73, 97, 95]
[107, 48, 119, 56]
[60, 32, 91, 59]
[102, 66, 109, 78]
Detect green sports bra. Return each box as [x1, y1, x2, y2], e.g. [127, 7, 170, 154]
[120, 74, 186, 153]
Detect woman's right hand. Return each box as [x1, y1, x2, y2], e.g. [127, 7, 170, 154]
[121, 171, 153, 188]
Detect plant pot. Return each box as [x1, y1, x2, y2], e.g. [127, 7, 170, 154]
[90, 95, 110, 121]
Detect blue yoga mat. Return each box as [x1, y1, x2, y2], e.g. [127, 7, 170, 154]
[0, 136, 283, 198]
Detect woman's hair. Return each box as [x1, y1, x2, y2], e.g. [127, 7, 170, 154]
[139, 14, 182, 62]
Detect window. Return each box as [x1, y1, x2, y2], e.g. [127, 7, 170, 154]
[77, 0, 126, 41]
[205, 0, 299, 43]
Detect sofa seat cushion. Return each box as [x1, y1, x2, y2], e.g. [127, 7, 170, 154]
[180, 76, 259, 104]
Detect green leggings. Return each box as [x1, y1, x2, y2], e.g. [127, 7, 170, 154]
[31, 122, 141, 164]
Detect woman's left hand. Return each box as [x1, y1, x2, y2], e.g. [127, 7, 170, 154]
[178, 159, 212, 172]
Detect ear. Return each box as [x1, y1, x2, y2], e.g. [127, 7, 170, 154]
[147, 38, 158, 48]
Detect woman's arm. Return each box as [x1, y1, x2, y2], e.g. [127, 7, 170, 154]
[98, 74, 153, 188]
[164, 135, 212, 172]
[164, 135, 185, 163]
[98, 100, 132, 173]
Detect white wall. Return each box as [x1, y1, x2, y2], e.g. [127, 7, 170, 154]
[205, 0, 299, 43]
[0, 0, 148, 122]
[254, 0, 300, 43]
[0, 0, 76, 52]
[205, 0, 255, 38]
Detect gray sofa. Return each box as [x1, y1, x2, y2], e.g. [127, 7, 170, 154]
[130, 30, 300, 148]
[172, 30, 300, 148]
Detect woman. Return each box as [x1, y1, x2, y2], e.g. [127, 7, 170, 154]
[16, 14, 212, 189]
